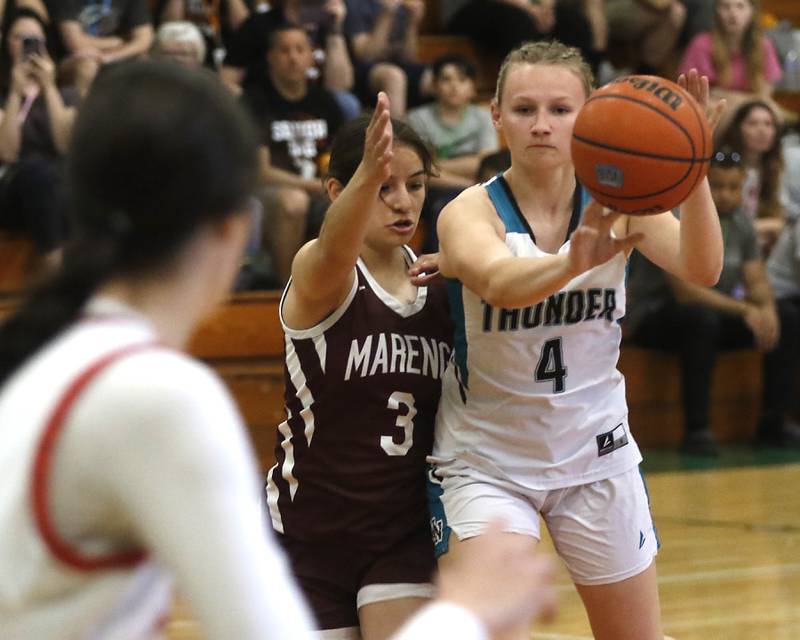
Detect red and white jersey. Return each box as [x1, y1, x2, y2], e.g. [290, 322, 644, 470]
[0, 302, 172, 639]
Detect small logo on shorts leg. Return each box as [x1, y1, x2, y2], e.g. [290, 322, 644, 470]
[596, 423, 629, 456]
[639, 530, 646, 549]
[430, 517, 444, 545]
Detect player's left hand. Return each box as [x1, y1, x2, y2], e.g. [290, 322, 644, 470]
[408, 252, 440, 285]
[677, 68, 726, 131]
[568, 201, 644, 276]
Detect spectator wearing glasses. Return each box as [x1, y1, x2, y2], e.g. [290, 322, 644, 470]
[626, 148, 798, 455]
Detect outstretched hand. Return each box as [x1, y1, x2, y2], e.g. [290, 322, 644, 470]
[677, 68, 726, 132]
[361, 91, 393, 183]
[568, 201, 643, 277]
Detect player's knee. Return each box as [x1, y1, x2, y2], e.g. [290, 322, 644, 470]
[668, 0, 686, 28]
[276, 188, 311, 220]
[370, 63, 406, 92]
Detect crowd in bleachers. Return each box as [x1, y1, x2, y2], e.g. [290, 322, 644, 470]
[1, 0, 800, 451]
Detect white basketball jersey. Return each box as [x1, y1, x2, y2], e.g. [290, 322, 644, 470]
[432, 176, 642, 490]
[0, 303, 172, 639]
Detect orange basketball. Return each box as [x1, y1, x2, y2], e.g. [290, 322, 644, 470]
[571, 75, 712, 215]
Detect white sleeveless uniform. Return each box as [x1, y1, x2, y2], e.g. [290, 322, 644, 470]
[0, 308, 172, 639]
[432, 175, 642, 489]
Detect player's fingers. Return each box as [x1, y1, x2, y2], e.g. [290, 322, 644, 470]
[580, 200, 605, 228]
[616, 232, 645, 254]
[409, 271, 440, 286]
[708, 98, 727, 131]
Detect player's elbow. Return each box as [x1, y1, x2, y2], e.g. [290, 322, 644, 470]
[685, 259, 722, 287]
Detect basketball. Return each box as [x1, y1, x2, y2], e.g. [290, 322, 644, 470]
[571, 75, 712, 215]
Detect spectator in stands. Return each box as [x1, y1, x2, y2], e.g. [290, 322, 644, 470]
[679, 0, 782, 115]
[717, 98, 785, 252]
[49, 0, 154, 97]
[241, 22, 344, 286]
[407, 52, 497, 251]
[1, 0, 49, 25]
[151, 19, 206, 67]
[408, 53, 497, 191]
[220, 0, 358, 120]
[154, 0, 251, 67]
[342, 0, 432, 117]
[440, 0, 606, 73]
[475, 147, 510, 183]
[761, 145, 800, 446]
[0, 8, 77, 269]
[625, 148, 796, 455]
[605, 0, 686, 75]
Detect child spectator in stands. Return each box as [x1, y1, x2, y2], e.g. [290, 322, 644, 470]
[241, 22, 344, 285]
[626, 148, 796, 455]
[441, 0, 607, 73]
[151, 19, 206, 67]
[679, 0, 782, 114]
[154, 0, 251, 67]
[605, 0, 686, 75]
[717, 98, 785, 252]
[221, 0, 358, 119]
[49, 0, 154, 97]
[342, 0, 433, 117]
[407, 53, 497, 191]
[407, 52, 497, 251]
[0, 8, 77, 270]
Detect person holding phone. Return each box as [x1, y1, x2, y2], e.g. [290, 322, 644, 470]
[0, 8, 77, 270]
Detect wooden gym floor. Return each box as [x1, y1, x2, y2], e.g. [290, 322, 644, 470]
[166, 451, 800, 639]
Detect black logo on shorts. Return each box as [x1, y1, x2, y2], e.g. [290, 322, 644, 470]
[596, 423, 629, 456]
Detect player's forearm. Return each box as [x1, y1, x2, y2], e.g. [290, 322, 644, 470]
[677, 178, 723, 286]
[313, 165, 383, 269]
[479, 254, 577, 309]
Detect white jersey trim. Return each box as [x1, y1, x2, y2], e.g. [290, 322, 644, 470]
[279, 271, 360, 340]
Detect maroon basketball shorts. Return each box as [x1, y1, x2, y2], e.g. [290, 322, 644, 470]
[276, 526, 435, 631]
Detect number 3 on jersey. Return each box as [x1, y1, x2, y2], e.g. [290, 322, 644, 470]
[381, 391, 416, 456]
[535, 338, 567, 393]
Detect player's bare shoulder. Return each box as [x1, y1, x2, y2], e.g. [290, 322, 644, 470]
[438, 183, 505, 238]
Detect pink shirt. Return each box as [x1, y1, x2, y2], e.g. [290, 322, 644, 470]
[679, 32, 783, 91]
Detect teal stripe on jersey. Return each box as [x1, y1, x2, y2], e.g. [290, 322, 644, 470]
[485, 176, 528, 233]
[447, 278, 469, 392]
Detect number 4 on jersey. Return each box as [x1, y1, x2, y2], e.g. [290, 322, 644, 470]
[535, 338, 567, 393]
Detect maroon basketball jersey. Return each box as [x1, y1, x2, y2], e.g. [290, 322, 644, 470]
[266, 254, 452, 549]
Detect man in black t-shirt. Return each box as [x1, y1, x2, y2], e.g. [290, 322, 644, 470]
[242, 22, 344, 285]
[50, 0, 153, 95]
[221, 0, 353, 107]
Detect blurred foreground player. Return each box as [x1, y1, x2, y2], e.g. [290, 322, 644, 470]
[0, 61, 556, 640]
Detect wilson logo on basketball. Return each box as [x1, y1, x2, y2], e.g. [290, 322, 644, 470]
[612, 76, 683, 111]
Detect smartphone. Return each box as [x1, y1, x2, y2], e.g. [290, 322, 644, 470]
[21, 36, 44, 60]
